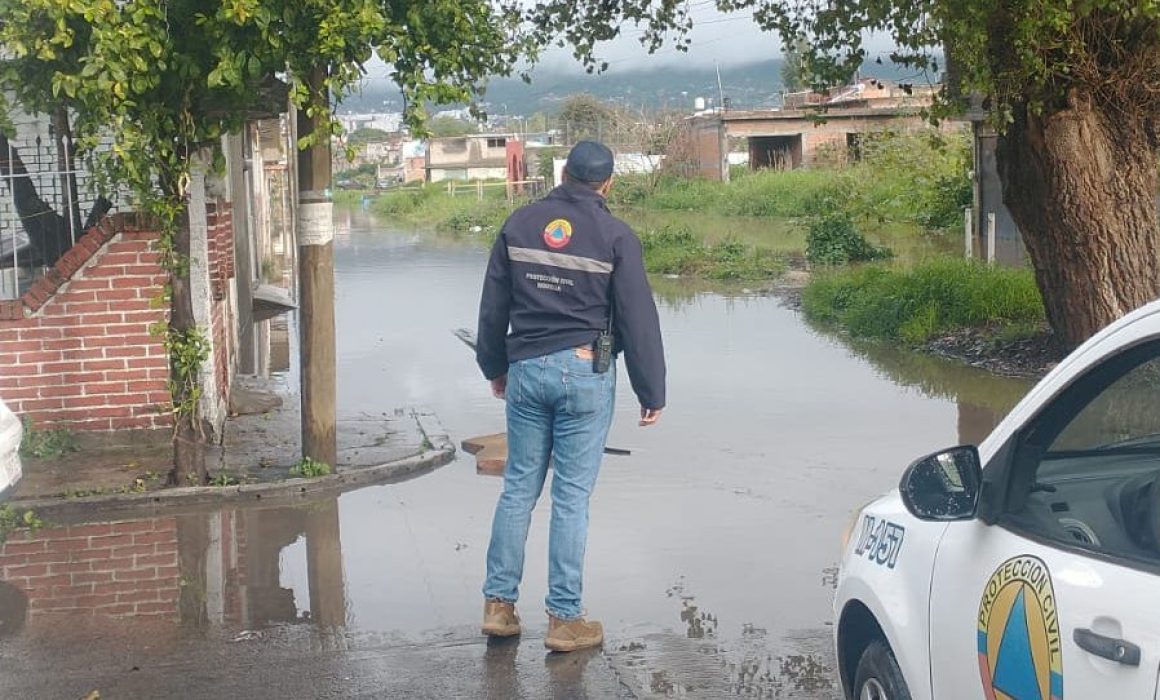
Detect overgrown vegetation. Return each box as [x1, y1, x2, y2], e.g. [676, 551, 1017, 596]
[0, 506, 43, 544]
[640, 225, 785, 280]
[805, 213, 892, 266]
[19, 418, 78, 460]
[612, 130, 972, 233]
[291, 457, 332, 478]
[802, 259, 1044, 345]
[369, 183, 517, 235]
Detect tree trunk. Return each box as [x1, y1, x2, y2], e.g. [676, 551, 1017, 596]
[50, 107, 83, 233]
[998, 90, 1160, 350]
[170, 207, 208, 485]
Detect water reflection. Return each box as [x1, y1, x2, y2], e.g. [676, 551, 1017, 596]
[0, 497, 347, 633]
[833, 336, 1034, 445]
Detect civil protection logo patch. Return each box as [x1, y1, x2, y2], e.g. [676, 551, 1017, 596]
[978, 555, 1063, 700]
[542, 218, 573, 249]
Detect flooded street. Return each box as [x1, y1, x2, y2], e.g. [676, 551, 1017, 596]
[0, 210, 1034, 698]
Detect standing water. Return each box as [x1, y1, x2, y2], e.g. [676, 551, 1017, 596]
[0, 208, 1031, 698]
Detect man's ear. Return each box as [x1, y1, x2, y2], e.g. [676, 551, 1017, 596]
[599, 177, 613, 197]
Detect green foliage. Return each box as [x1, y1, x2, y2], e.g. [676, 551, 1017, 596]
[335, 163, 378, 189]
[780, 37, 811, 91]
[368, 185, 513, 234]
[556, 93, 622, 142]
[639, 225, 785, 280]
[291, 457, 332, 478]
[0, 506, 44, 545]
[852, 131, 972, 231]
[806, 213, 892, 266]
[19, 418, 78, 460]
[615, 129, 971, 233]
[208, 472, 240, 487]
[427, 116, 478, 138]
[802, 259, 1044, 345]
[347, 127, 392, 144]
[162, 326, 211, 423]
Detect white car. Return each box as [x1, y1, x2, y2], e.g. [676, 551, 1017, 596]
[0, 399, 22, 498]
[836, 299, 1160, 700]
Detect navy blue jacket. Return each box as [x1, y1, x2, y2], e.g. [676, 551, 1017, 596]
[476, 182, 666, 410]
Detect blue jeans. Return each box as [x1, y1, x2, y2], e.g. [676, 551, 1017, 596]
[483, 347, 616, 620]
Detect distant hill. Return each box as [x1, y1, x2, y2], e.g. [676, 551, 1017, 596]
[340, 59, 939, 117]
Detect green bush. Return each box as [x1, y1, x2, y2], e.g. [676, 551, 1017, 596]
[802, 258, 1044, 344]
[852, 130, 972, 231]
[805, 213, 892, 266]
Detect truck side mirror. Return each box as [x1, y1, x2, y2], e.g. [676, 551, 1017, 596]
[900, 445, 982, 521]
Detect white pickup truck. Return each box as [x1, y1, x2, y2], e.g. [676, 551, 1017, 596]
[0, 400, 22, 499]
[835, 299, 1160, 700]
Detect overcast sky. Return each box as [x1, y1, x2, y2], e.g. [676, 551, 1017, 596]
[535, 3, 777, 70]
[360, 4, 898, 86]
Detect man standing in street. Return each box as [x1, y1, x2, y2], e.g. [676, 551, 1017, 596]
[475, 140, 666, 652]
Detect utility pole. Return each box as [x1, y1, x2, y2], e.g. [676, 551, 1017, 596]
[295, 67, 338, 469]
[715, 62, 726, 113]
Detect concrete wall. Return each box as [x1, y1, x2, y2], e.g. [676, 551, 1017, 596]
[427, 136, 510, 171]
[972, 123, 1025, 266]
[725, 113, 932, 168]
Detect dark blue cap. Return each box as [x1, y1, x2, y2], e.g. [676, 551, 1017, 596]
[564, 140, 615, 183]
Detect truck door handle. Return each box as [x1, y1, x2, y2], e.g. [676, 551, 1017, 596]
[1074, 628, 1141, 666]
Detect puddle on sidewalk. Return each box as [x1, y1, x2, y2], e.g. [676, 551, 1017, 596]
[0, 215, 1036, 697]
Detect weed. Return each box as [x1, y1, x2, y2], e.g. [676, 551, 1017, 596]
[290, 457, 331, 478]
[0, 506, 44, 544]
[19, 418, 78, 460]
[208, 472, 240, 487]
[802, 258, 1044, 344]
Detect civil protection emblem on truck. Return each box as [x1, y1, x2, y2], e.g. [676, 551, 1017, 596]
[977, 555, 1063, 700]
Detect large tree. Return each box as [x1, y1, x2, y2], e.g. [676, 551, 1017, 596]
[730, 0, 1159, 349]
[537, 0, 1160, 349]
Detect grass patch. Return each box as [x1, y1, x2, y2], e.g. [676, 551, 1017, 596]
[19, 418, 78, 460]
[368, 184, 516, 236]
[640, 225, 785, 280]
[802, 258, 1044, 344]
[290, 457, 332, 478]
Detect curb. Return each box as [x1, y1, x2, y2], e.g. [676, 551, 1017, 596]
[8, 411, 457, 521]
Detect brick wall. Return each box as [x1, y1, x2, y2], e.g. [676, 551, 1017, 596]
[0, 199, 239, 432]
[0, 216, 171, 431]
[0, 518, 181, 619]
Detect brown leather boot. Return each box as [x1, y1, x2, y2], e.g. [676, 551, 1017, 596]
[545, 613, 603, 652]
[482, 599, 521, 637]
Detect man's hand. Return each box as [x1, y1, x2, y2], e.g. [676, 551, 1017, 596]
[639, 407, 662, 427]
[490, 375, 508, 400]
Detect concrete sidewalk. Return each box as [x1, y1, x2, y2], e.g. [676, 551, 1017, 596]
[9, 374, 454, 514]
[0, 622, 632, 699]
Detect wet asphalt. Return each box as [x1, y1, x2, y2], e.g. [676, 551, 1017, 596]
[0, 212, 1033, 698]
